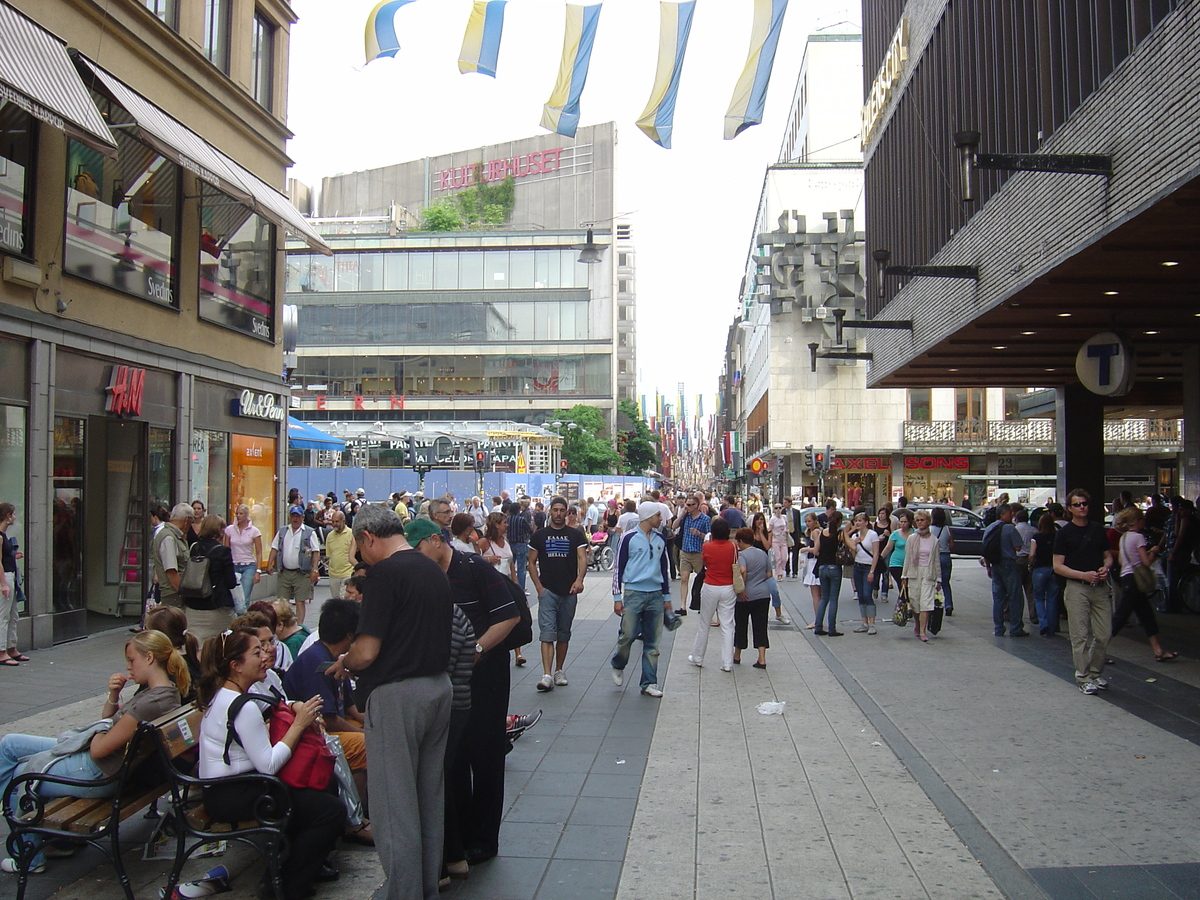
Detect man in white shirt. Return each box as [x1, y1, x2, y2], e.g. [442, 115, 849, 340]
[584, 497, 603, 534]
[267, 505, 321, 624]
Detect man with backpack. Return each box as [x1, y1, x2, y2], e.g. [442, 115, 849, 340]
[405, 518, 520, 867]
[268, 505, 321, 625]
[981, 502, 1029, 637]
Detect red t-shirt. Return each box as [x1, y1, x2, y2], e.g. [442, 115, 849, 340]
[702, 540, 738, 586]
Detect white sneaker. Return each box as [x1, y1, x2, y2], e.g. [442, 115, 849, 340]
[1094, 677, 1110, 690]
[536, 675, 554, 692]
[611, 668, 623, 687]
[776, 616, 791, 625]
[720, 665, 732, 673]
[853, 624, 869, 633]
[867, 626, 878, 635]
[553, 670, 568, 686]
[641, 684, 663, 697]
[687, 654, 702, 668]
[1079, 681, 1099, 695]
[1, 858, 45, 875]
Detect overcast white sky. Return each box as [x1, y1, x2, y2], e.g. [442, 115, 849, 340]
[286, 0, 860, 410]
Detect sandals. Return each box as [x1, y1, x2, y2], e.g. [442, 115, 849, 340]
[8, 653, 28, 662]
[0, 659, 18, 667]
[514, 655, 527, 667]
[1155, 651, 1180, 662]
[344, 822, 375, 845]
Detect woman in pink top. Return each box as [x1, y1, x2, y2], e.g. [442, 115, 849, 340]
[222, 505, 261, 614]
[900, 510, 941, 641]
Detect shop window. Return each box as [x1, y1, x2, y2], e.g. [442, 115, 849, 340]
[0, 406, 26, 613]
[52, 417, 85, 613]
[908, 388, 931, 421]
[251, 12, 275, 109]
[64, 132, 180, 307]
[231, 434, 275, 564]
[204, 0, 231, 72]
[199, 184, 276, 340]
[149, 426, 173, 511]
[1004, 388, 1025, 421]
[191, 430, 229, 519]
[0, 104, 35, 258]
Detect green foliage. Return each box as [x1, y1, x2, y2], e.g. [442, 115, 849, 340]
[616, 398, 660, 475]
[552, 405, 620, 475]
[418, 171, 516, 231]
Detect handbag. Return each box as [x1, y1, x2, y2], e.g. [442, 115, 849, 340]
[731, 549, 746, 594]
[892, 585, 911, 627]
[1122, 533, 1156, 596]
[225, 694, 336, 792]
[690, 567, 705, 610]
[834, 532, 855, 567]
[927, 587, 945, 635]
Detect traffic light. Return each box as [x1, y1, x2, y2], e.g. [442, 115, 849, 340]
[825, 445, 836, 470]
[803, 444, 815, 470]
[406, 437, 417, 468]
[814, 449, 825, 471]
[559, 458, 568, 477]
[475, 450, 487, 472]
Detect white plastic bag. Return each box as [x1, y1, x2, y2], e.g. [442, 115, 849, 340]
[756, 701, 786, 716]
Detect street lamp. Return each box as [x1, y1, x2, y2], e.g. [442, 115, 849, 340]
[576, 228, 604, 265]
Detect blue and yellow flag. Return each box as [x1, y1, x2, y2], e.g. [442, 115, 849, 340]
[365, 0, 417, 64]
[636, 1, 696, 149]
[459, 1, 508, 77]
[724, 0, 788, 140]
[541, 4, 603, 138]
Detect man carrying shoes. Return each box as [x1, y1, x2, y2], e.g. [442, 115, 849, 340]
[610, 502, 672, 698]
[527, 496, 588, 692]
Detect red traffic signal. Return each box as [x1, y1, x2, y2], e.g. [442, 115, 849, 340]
[559, 459, 568, 474]
[475, 450, 487, 471]
[814, 452, 825, 468]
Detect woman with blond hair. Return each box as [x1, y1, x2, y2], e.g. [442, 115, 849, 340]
[478, 512, 516, 583]
[0, 631, 187, 875]
[901, 510, 941, 642]
[273, 599, 311, 662]
[1114, 506, 1179, 662]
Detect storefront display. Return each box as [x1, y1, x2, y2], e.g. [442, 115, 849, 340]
[231, 433, 276, 562]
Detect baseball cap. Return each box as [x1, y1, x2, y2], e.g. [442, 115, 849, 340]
[356, 488, 365, 496]
[638, 502, 661, 522]
[288, 505, 304, 516]
[404, 519, 443, 546]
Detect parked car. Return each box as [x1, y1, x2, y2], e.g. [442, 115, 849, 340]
[905, 503, 985, 556]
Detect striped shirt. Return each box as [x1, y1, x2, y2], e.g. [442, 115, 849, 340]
[506, 510, 533, 544]
[448, 605, 476, 711]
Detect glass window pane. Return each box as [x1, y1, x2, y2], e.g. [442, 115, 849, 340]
[434, 252, 458, 290]
[508, 302, 534, 340]
[359, 253, 382, 291]
[534, 250, 554, 287]
[336, 253, 359, 291]
[148, 426, 173, 511]
[509, 251, 535, 289]
[251, 13, 274, 108]
[0, 104, 35, 257]
[199, 185, 275, 339]
[485, 250, 507, 288]
[204, 0, 230, 71]
[231, 434, 275, 563]
[459, 251, 484, 289]
[65, 133, 180, 306]
[53, 417, 85, 612]
[409, 252, 433, 289]
[384, 253, 407, 290]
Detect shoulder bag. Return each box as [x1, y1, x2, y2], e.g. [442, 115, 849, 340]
[225, 692, 335, 792]
[1122, 533, 1156, 596]
[835, 531, 856, 567]
[179, 542, 215, 606]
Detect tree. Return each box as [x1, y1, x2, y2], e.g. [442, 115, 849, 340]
[418, 173, 516, 231]
[421, 199, 464, 231]
[616, 398, 660, 475]
[552, 405, 620, 475]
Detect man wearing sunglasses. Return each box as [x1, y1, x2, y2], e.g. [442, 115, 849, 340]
[1052, 489, 1113, 695]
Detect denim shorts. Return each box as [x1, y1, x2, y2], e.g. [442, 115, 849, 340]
[538, 589, 578, 643]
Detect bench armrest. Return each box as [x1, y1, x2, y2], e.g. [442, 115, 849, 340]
[164, 769, 291, 826]
[3, 769, 123, 827]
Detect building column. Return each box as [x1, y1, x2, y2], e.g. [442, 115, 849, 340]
[26, 340, 54, 649]
[1055, 384, 1105, 510]
[1182, 346, 1200, 501]
[176, 373, 193, 505]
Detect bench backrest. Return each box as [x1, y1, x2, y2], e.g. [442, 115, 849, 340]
[148, 704, 203, 761]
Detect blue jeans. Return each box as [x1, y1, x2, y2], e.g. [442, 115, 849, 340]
[816, 564, 842, 631]
[611, 590, 665, 687]
[234, 563, 257, 613]
[537, 589, 578, 643]
[767, 577, 781, 610]
[939, 552, 954, 611]
[510, 543, 529, 591]
[1031, 566, 1059, 635]
[852, 563, 876, 619]
[1, 734, 115, 868]
[990, 559, 1025, 635]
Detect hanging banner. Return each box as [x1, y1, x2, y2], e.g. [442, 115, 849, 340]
[459, 1, 508, 77]
[724, 0, 788, 140]
[365, 0, 417, 63]
[541, 3, 603, 138]
[636, 0, 696, 149]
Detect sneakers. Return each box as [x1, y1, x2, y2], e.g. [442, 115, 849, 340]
[536, 674, 554, 692]
[553, 670, 568, 687]
[611, 667, 623, 687]
[1094, 677, 1110, 690]
[641, 684, 663, 697]
[1079, 681, 1099, 695]
[688, 655, 703, 668]
[1, 858, 45, 875]
[853, 624, 869, 633]
[720, 665, 732, 673]
[867, 626, 878, 635]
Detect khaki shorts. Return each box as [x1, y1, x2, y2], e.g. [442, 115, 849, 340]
[679, 551, 704, 577]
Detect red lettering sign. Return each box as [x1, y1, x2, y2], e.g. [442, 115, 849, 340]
[316, 395, 326, 410]
[904, 456, 970, 470]
[353, 396, 365, 411]
[104, 365, 146, 417]
[830, 457, 889, 470]
[437, 148, 564, 192]
[390, 395, 405, 410]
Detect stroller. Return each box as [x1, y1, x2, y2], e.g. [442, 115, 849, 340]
[587, 530, 615, 571]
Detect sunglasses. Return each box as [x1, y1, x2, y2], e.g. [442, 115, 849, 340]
[1070, 501, 1089, 508]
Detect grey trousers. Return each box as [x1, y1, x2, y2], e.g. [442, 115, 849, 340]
[365, 673, 452, 900]
[1063, 580, 1111, 685]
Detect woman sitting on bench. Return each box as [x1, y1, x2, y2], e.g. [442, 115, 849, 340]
[0, 630, 188, 875]
[196, 627, 344, 900]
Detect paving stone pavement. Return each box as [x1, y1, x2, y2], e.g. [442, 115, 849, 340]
[4, 562, 1200, 899]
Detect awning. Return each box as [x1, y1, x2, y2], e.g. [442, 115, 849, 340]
[288, 416, 346, 451]
[0, 2, 116, 155]
[72, 55, 330, 255]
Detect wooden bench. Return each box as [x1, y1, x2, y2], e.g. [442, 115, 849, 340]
[3, 704, 290, 900]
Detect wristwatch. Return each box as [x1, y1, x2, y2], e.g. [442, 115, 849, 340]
[475, 643, 484, 654]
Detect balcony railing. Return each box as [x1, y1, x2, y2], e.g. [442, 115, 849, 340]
[903, 419, 1182, 451]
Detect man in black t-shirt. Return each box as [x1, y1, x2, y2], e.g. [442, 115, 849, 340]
[329, 505, 451, 900]
[1053, 488, 1114, 695]
[528, 496, 588, 693]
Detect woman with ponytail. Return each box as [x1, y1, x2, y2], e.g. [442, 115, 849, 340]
[196, 629, 343, 900]
[0, 631, 186, 875]
[145, 606, 202, 701]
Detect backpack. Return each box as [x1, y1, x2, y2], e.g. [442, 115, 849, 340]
[224, 691, 335, 791]
[982, 505, 999, 526]
[464, 554, 533, 652]
[982, 523, 1004, 565]
[179, 543, 217, 608]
